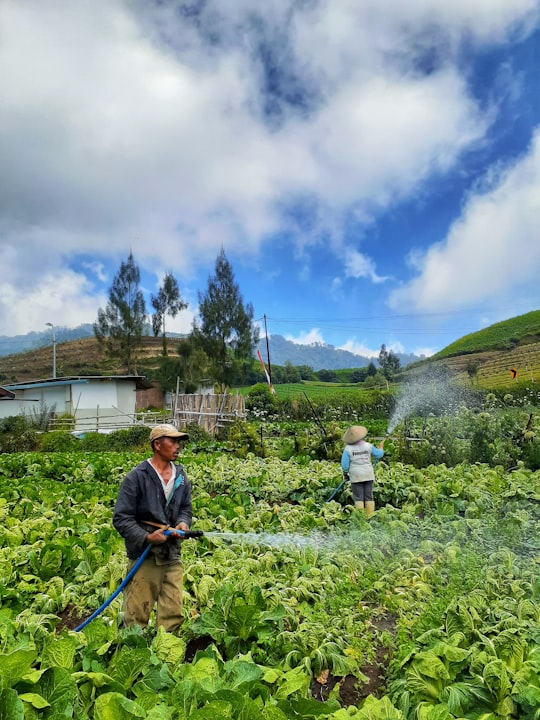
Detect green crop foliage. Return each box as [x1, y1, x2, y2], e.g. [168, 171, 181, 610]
[0, 451, 538, 719]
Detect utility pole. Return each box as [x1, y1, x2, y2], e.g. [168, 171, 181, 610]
[46, 323, 57, 378]
[263, 314, 272, 387]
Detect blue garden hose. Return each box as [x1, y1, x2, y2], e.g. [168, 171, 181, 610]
[326, 477, 348, 502]
[74, 528, 203, 632]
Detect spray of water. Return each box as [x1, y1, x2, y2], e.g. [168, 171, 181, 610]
[387, 366, 479, 434]
[205, 528, 415, 555]
[204, 520, 539, 560]
[204, 531, 323, 551]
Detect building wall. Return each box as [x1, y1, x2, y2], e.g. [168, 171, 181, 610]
[70, 380, 137, 429]
[0, 398, 31, 418]
[0, 385, 69, 420]
[137, 383, 164, 410]
[0, 379, 140, 431]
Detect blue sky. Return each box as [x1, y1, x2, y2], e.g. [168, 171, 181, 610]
[1, 0, 539, 359]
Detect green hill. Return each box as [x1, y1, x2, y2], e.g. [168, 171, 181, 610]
[433, 309, 540, 359]
[406, 309, 540, 389]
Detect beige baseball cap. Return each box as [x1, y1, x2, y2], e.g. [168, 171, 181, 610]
[149, 424, 189, 442]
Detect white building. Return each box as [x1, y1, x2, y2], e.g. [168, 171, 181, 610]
[0, 376, 153, 432]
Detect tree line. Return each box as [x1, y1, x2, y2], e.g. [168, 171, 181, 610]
[94, 249, 259, 391]
[93, 250, 400, 393]
[267, 347, 400, 386]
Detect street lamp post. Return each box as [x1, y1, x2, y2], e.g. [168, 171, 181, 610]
[46, 323, 57, 379]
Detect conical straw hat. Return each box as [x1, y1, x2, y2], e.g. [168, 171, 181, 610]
[343, 425, 368, 444]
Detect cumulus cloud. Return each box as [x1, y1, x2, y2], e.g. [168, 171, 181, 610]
[339, 338, 406, 358]
[0, 1, 491, 248]
[338, 340, 379, 358]
[0, 0, 537, 334]
[0, 268, 106, 334]
[387, 341, 405, 355]
[388, 129, 540, 311]
[161, 308, 196, 336]
[82, 262, 108, 284]
[285, 329, 325, 345]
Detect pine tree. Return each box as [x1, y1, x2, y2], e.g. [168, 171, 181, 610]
[192, 249, 259, 388]
[94, 252, 146, 373]
[378, 343, 401, 379]
[154, 337, 210, 394]
[151, 272, 187, 356]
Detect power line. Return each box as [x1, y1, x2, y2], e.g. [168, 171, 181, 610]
[264, 305, 537, 323]
[256, 305, 540, 336]
[257, 318, 479, 336]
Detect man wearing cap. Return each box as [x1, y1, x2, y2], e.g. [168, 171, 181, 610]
[341, 425, 385, 517]
[113, 423, 192, 632]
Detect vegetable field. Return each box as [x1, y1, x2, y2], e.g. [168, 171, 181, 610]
[1, 451, 539, 719]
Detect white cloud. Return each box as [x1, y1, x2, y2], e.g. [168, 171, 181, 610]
[163, 308, 196, 336]
[0, 0, 537, 334]
[413, 346, 437, 358]
[389, 129, 540, 311]
[285, 329, 325, 345]
[386, 341, 405, 355]
[344, 249, 388, 284]
[0, 0, 504, 254]
[338, 340, 379, 358]
[293, 0, 539, 82]
[82, 262, 108, 283]
[0, 269, 106, 334]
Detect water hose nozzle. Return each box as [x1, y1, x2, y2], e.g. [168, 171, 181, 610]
[164, 528, 204, 539]
[182, 529, 204, 539]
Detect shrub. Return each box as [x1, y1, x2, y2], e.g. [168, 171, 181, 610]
[38, 430, 79, 452]
[364, 373, 387, 389]
[78, 432, 111, 452]
[183, 422, 212, 444]
[0, 415, 38, 453]
[521, 437, 540, 470]
[227, 420, 265, 457]
[53, 413, 76, 431]
[28, 400, 57, 430]
[108, 425, 153, 451]
[246, 384, 277, 418]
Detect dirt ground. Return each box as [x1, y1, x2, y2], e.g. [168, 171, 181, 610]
[311, 611, 397, 707]
[56, 602, 88, 632]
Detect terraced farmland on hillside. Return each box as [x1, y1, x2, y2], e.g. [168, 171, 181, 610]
[410, 340, 540, 389]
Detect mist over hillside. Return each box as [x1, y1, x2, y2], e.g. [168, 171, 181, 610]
[0, 325, 423, 371]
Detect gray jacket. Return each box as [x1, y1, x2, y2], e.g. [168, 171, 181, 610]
[113, 460, 192, 561]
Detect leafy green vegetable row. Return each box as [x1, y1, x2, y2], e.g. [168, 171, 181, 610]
[0, 452, 539, 718]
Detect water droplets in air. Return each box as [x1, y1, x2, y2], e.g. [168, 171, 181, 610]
[387, 366, 478, 434]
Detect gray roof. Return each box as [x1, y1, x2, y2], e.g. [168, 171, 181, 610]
[3, 375, 152, 391]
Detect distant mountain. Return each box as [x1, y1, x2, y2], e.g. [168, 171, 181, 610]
[264, 334, 423, 370]
[0, 324, 95, 357]
[0, 325, 423, 370]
